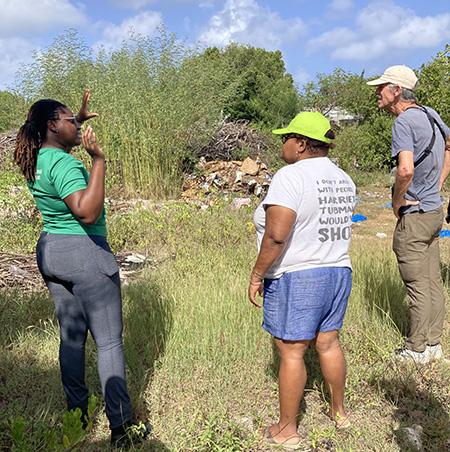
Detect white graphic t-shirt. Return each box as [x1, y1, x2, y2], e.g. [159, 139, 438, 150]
[253, 157, 356, 278]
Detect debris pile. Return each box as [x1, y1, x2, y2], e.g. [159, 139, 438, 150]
[196, 118, 271, 161]
[0, 130, 16, 169]
[181, 156, 272, 201]
[0, 252, 153, 293]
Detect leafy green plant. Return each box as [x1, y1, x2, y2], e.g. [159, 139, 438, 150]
[61, 409, 86, 449]
[9, 416, 27, 452]
[6, 395, 99, 451]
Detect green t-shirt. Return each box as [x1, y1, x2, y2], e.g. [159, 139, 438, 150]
[28, 147, 107, 236]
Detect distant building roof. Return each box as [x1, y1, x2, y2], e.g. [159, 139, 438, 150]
[324, 107, 357, 123]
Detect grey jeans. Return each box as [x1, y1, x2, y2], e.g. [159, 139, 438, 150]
[36, 232, 132, 429]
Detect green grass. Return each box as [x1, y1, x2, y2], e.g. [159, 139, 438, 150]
[0, 195, 449, 451]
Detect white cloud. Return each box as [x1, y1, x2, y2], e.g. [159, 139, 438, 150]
[307, 27, 356, 53]
[113, 0, 213, 7]
[0, 38, 36, 90]
[112, 0, 156, 9]
[307, 1, 450, 62]
[93, 11, 163, 51]
[0, 0, 86, 37]
[199, 0, 307, 50]
[199, 0, 215, 8]
[294, 67, 312, 88]
[330, 0, 353, 12]
[355, 1, 410, 36]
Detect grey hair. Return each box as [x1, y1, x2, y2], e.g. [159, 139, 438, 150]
[388, 83, 417, 102]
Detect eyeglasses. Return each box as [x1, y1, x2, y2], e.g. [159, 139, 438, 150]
[60, 116, 78, 125]
[281, 133, 300, 144]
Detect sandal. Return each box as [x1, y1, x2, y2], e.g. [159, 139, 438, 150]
[328, 412, 352, 429]
[263, 426, 301, 450]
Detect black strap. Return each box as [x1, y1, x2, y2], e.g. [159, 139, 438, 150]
[414, 105, 447, 168]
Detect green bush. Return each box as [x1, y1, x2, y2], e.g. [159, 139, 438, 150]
[333, 113, 394, 172]
[416, 44, 450, 124]
[0, 91, 27, 133]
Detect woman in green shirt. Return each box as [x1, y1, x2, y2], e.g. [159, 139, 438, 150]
[15, 91, 150, 449]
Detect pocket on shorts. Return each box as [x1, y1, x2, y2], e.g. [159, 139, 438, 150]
[92, 243, 119, 277]
[289, 272, 330, 309]
[47, 242, 85, 275]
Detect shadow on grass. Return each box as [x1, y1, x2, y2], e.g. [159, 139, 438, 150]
[370, 363, 450, 451]
[358, 262, 409, 337]
[122, 278, 173, 419]
[0, 289, 62, 450]
[88, 436, 172, 451]
[266, 339, 319, 423]
[0, 275, 173, 450]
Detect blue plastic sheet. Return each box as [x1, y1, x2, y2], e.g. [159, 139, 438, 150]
[439, 229, 450, 238]
[351, 214, 367, 223]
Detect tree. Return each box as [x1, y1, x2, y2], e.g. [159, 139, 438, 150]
[298, 68, 378, 121]
[0, 91, 27, 133]
[188, 44, 299, 128]
[416, 45, 450, 124]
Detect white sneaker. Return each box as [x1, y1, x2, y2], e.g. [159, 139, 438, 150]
[426, 344, 443, 361]
[394, 348, 430, 364]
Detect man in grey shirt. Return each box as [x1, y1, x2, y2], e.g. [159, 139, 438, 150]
[367, 65, 450, 364]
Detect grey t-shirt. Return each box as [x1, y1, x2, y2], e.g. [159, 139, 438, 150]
[392, 106, 450, 214]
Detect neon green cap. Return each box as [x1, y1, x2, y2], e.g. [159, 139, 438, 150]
[272, 111, 333, 144]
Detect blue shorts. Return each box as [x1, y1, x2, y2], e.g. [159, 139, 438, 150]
[262, 267, 352, 341]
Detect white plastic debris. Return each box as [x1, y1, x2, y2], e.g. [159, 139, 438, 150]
[9, 265, 29, 278]
[401, 424, 423, 451]
[234, 171, 244, 184]
[124, 253, 146, 264]
[376, 232, 388, 238]
[230, 198, 251, 210]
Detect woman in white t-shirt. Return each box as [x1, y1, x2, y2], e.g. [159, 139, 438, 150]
[248, 112, 356, 448]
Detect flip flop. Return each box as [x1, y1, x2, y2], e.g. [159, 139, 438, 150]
[328, 412, 352, 429]
[263, 426, 301, 450]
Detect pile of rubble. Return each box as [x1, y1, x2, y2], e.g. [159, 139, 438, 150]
[0, 252, 153, 293]
[0, 130, 16, 169]
[181, 156, 272, 201]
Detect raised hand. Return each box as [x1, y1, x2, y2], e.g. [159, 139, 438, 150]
[82, 125, 105, 160]
[76, 89, 99, 124]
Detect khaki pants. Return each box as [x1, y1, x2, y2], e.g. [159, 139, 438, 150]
[392, 208, 446, 352]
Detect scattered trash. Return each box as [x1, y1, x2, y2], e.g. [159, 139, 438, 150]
[381, 201, 392, 208]
[181, 157, 272, 201]
[0, 251, 154, 292]
[352, 214, 367, 223]
[0, 130, 16, 169]
[440, 229, 450, 238]
[230, 197, 252, 210]
[400, 424, 423, 451]
[8, 265, 30, 278]
[124, 253, 146, 264]
[376, 232, 387, 238]
[240, 157, 259, 176]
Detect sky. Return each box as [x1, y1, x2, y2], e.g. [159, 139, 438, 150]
[1, 0, 449, 91]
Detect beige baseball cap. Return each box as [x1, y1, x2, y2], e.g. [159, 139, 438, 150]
[367, 65, 418, 90]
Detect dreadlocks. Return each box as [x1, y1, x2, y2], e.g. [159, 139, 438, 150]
[15, 99, 66, 182]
